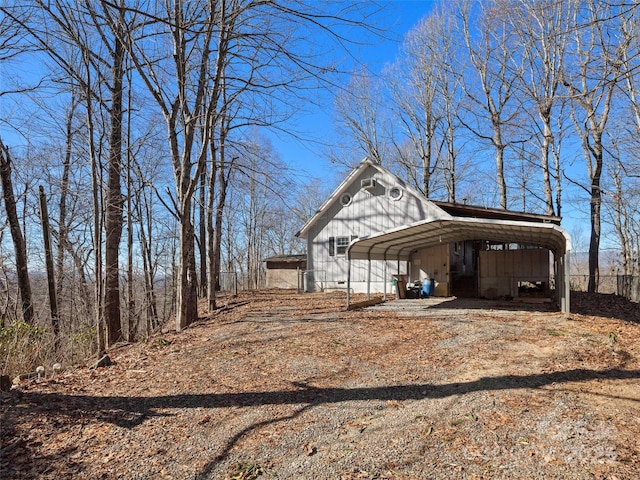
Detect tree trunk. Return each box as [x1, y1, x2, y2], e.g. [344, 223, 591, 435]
[0, 139, 33, 324]
[588, 191, 600, 293]
[57, 98, 76, 299]
[126, 69, 135, 343]
[207, 145, 217, 312]
[587, 138, 603, 293]
[495, 141, 507, 209]
[541, 115, 555, 216]
[212, 158, 230, 301]
[38, 185, 59, 343]
[611, 168, 631, 275]
[208, 122, 232, 309]
[176, 197, 198, 331]
[83, 60, 105, 353]
[446, 121, 456, 202]
[126, 160, 135, 342]
[554, 146, 562, 219]
[143, 202, 159, 330]
[135, 183, 158, 335]
[104, 27, 125, 346]
[422, 147, 432, 198]
[199, 167, 207, 297]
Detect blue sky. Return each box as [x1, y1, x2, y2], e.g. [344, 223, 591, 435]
[268, 0, 437, 187]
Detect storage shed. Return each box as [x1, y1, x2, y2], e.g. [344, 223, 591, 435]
[264, 254, 307, 289]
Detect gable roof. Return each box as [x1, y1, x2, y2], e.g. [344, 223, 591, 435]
[295, 158, 438, 239]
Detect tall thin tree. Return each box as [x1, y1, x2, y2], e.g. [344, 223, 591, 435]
[0, 139, 33, 324]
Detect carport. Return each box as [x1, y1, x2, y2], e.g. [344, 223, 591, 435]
[346, 215, 572, 313]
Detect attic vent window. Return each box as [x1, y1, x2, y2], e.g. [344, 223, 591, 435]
[389, 187, 403, 200]
[361, 178, 377, 190]
[340, 193, 352, 206]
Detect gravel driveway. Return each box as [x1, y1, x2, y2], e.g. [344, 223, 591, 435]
[2, 291, 639, 479]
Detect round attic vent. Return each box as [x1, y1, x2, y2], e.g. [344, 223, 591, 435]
[340, 193, 352, 206]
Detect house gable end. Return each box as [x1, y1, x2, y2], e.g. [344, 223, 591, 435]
[297, 159, 445, 241]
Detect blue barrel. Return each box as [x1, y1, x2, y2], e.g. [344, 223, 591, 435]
[421, 279, 433, 297]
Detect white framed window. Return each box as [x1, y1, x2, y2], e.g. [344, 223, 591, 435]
[329, 235, 355, 256]
[340, 193, 352, 206]
[336, 236, 350, 255]
[389, 186, 403, 200]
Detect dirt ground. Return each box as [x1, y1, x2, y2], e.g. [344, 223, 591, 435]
[1, 290, 639, 480]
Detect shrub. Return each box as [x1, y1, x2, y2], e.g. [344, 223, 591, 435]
[0, 320, 51, 378]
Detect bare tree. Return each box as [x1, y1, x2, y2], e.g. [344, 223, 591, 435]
[615, 7, 640, 275]
[232, 134, 293, 288]
[459, 0, 525, 209]
[7, 0, 134, 347]
[101, 1, 127, 345]
[507, 0, 576, 216]
[55, 94, 80, 305]
[607, 153, 639, 276]
[0, 10, 34, 325]
[333, 70, 387, 165]
[208, 65, 236, 312]
[197, 167, 207, 298]
[131, 151, 163, 335]
[434, 6, 465, 203]
[38, 92, 95, 347]
[38, 185, 59, 344]
[0, 139, 33, 324]
[123, 1, 222, 329]
[387, 11, 448, 197]
[562, 0, 629, 292]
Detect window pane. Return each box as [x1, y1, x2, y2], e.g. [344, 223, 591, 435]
[336, 236, 349, 255]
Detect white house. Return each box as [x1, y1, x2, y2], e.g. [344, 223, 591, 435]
[296, 159, 572, 312]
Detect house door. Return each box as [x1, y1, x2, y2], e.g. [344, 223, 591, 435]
[450, 241, 479, 297]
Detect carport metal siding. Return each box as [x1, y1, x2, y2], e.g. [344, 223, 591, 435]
[346, 216, 572, 313]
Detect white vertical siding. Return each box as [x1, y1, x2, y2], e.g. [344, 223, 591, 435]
[307, 166, 436, 292]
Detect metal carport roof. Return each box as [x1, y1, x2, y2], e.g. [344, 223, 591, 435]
[348, 216, 572, 261]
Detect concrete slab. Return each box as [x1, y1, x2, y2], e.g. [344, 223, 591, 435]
[367, 296, 558, 319]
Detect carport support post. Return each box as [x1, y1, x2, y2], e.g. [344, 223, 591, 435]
[367, 258, 371, 300]
[383, 261, 387, 301]
[346, 252, 351, 308]
[555, 253, 561, 308]
[556, 250, 571, 314]
[564, 251, 571, 314]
